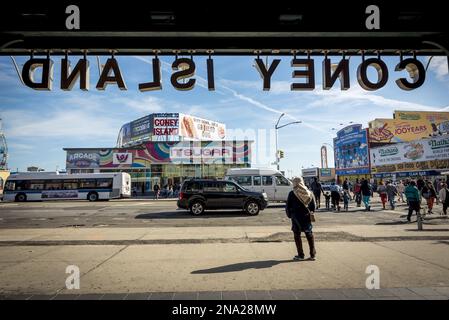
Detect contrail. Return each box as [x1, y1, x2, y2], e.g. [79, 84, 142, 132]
[133, 56, 327, 133]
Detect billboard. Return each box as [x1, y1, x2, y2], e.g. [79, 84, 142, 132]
[333, 124, 370, 175]
[151, 113, 179, 137]
[370, 135, 449, 174]
[179, 114, 226, 140]
[66, 141, 251, 168]
[368, 111, 449, 145]
[302, 168, 318, 177]
[66, 151, 100, 168]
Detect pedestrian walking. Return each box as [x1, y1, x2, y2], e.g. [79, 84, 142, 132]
[438, 183, 449, 215]
[310, 177, 323, 209]
[421, 181, 437, 214]
[285, 177, 316, 261]
[324, 191, 331, 210]
[360, 179, 372, 211]
[404, 180, 421, 222]
[153, 183, 160, 200]
[132, 186, 138, 197]
[377, 181, 387, 209]
[386, 181, 398, 210]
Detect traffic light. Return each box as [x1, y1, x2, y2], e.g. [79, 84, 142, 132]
[278, 150, 284, 159]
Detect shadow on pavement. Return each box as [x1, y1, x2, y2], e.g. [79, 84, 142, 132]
[191, 259, 306, 274]
[376, 221, 410, 225]
[405, 229, 449, 232]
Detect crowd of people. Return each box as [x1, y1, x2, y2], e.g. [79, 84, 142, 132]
[308, 176, 449, 221]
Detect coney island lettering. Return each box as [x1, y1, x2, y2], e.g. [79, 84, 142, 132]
[20, 56, 426, 92]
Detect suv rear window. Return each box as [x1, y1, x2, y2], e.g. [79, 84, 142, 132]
[203, 181, 222, 192]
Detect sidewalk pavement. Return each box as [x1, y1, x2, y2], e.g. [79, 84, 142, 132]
[0, 222, 448, 296]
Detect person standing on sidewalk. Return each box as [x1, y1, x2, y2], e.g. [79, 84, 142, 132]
[386, 181, 398, 210]
[377, 181, 387, 209]
[438, 183, 449, 215]
[286, 177, 316, 261]
[405, 180, 421, 222]
[353, 178, 362, 206]
[153, 183, 160, 200]
[310, 177, 323, 209]
[396, 180, 405, 203]
[421, 181, 437, 214]
[360, 179, 372, 211]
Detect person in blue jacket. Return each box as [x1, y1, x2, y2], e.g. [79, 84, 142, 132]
[404, 180, 421, 222]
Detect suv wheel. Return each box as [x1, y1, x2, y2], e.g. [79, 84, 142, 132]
[190, 201, 205, 215]
[245, 201, 260, 216]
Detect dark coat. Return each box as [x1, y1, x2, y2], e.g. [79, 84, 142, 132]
[360, 181, 372, 196]
[286, 191, 315, 224]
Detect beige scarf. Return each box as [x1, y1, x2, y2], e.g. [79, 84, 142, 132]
[292, 177, 313, 207]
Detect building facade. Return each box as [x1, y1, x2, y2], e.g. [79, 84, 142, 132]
[65, 140, 252, 193]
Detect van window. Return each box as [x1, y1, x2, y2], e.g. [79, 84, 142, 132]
[262, 176, 273, 186]
[253, 176, 261, 186]
[232, 175, 252, 186]
[275, 175, 290, 186]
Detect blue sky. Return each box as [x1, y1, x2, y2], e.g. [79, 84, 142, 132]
[0, 54, 448, 176]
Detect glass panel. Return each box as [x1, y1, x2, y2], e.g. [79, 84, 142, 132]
[29, 180, 45, 190]
[5, 181, 15, 191]
[223, 182, 237, 193]
[79, 179, 96, 189]
[262, 176, 273, 186]
[232, 176, 252, 186]
[45, 181, 63, 190]
[63, 181, 78, 190]
[275, 175, 290, 186]
[96, 179, 113, 189]
[185, 182, 202, 192]
[203, 181, 221, 192]
[253, 176, 261, 186]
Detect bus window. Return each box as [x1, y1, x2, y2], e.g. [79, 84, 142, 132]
[45, 180, 63, 190]
[262, 176, 273, 186]
[16, 180, 30, 190]
[29, 180, 45, 190]
[5, 181, 15, 191]
[96, 179, 113, 189]
[253, 176, 261, 186]
[63, 180, 78, 190]
[79, 179, 96, 189]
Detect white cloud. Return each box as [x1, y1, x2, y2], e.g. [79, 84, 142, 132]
[428, 56, 449, 81]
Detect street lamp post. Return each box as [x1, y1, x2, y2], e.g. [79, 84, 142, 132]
[275, 113, 301, 171]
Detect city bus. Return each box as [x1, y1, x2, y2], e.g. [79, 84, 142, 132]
[2, 172, 131, 202]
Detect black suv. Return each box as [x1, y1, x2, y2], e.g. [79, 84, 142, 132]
[177, 179, 268, 215]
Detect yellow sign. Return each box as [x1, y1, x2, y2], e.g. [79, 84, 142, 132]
[368, 118, 431, 143]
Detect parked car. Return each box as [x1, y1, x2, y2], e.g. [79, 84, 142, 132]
[177, 179, 268, 215]
[224, 168, 292, 202]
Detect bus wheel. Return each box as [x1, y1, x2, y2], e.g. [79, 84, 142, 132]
[87, 192, 99, 202]
[15, 193, 27, 202]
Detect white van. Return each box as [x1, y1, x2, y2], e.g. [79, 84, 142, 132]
[225, 168, 292, 202]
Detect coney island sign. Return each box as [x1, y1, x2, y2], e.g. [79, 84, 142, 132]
[19, 54, 426, 92]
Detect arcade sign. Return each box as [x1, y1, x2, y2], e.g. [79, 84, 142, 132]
[19, 54, 426, 92]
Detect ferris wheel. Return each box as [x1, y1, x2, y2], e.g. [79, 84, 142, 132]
[0, 119, 7, 170]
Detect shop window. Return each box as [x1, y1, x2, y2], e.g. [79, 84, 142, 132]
[275, 175, 290, 186]
[262, 176, 273, 186]
[253, 176, 261, 186]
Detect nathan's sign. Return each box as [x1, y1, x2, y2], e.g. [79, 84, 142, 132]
[20, 56, 426, 92]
